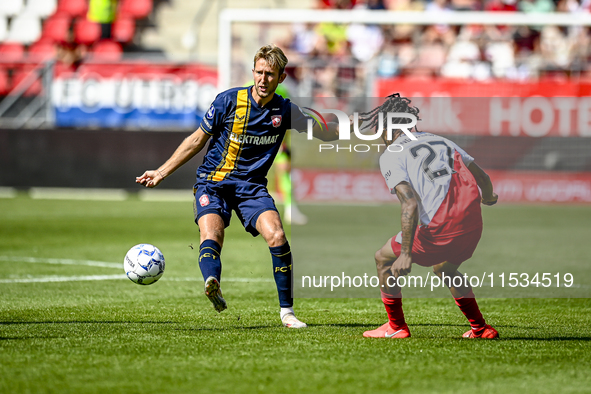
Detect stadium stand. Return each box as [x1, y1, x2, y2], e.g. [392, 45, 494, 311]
[0, 17, 7, 42]
[6, 14, 42, 44]
[74, 17, 101, 45]
[24, 0, 58, 18]
[0, 0, 24, 17]
[90, 39, 122, 60]
[111, 16, 135, 43]
[57, 0, 89, 18]
[119, 0, 153, 19]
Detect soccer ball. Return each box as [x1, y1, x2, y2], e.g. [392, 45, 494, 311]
[124, 244, 165, 285]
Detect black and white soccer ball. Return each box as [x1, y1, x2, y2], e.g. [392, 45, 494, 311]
[124, 244, 165, 285]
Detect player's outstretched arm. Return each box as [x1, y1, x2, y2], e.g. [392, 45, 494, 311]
[467, 162, 498, 206]
[309, 121, 340, 141]
[136, 127, 211, 188]
[392, 182, 419, 277]
[306, 115, 361, 141]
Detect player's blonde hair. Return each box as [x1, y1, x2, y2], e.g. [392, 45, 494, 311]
[253, 44, 288, 75]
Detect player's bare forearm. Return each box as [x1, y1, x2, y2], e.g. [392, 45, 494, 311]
[467, 162, 498, 205]
[136, 127, 210, 188]
[160, 128, 210, 176]
[311, 121, 340, 141]
[394, 182, 418, 257]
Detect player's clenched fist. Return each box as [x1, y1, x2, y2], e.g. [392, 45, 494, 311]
[391, 254, 412, 277]
[481, 192, 498, 206]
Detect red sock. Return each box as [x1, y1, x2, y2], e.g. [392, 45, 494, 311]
[381, 291, 407, 330]
[454, 290, 486, 330]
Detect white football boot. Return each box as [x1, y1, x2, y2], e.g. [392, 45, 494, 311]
[204, 276, 227, 312]
[281, 311, 307, 328]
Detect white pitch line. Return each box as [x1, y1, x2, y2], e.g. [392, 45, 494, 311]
[0, 187, 17, 198]
[0, 275, 127, 283]
[0, 256, 121, 269]
[0, 256, 274, 284]
[29, 188, 128, 201]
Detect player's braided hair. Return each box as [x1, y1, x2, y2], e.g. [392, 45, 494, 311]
[358, 93, 420, 135]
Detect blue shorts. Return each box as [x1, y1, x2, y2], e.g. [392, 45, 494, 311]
[193, 179, 278, 237]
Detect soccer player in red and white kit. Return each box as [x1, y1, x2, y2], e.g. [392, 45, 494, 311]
[362, 94, 499, 339]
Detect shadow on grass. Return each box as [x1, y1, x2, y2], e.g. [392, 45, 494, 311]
[182, 325, 277, 331]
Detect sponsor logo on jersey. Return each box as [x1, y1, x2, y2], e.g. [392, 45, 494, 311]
[206, 105, 215, 119]
[202, 117, 212, 128]
[199, 194, 210, 207]
[271, 115, 282, 128]
[229, 132, 280, 145]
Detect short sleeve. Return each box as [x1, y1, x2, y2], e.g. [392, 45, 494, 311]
[200, 94, 226, 135]
[379, 152, 410, 194]
[447, 139, 474, 166]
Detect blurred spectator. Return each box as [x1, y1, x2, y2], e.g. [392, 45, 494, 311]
[292, 23, 319, 56]
[569, 27, 591, 72]
[384, 0, 424, 43]
[513, 26, 540, 56]
[318, 0, 357, 8]
[540, 25, 572, 69]
[376, 45, 399, 77]
[425, 0, 456, 45]
[485, 40, 515, 77]
[285, 0, 591, 83]
[315, 23, 348, 55]
[485, 0, 518, 11]
[555, 0, 581, 12]
[347, 23, 384, 61]
[519, 0, 555, 13]
[87, 0, 117, 39]
[441, 27, 482, 78]
[450, 0, 482, 10]
[426, 0, 452, 13]
[56, 24, 87, 70]
[360, 0, 387, 9]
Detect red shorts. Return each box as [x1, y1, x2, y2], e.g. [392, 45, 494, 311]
[390, 226, 483, 267]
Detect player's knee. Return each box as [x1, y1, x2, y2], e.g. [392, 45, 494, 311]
[374, 249, 389, 269]
[201, 229, 224, 245]
[266, 228, 287, 248]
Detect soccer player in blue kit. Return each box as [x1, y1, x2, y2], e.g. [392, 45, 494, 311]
[136, 45, 341, 328]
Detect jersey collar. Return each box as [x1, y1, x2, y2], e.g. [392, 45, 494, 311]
[248, 86, 278, 110]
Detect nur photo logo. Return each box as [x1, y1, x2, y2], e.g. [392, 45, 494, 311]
[303, 107, 418, 153]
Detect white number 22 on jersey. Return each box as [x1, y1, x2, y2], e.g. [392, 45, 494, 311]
[410, 141, 455, 182]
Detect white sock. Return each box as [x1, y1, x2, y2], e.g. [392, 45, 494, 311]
[280, 307, 294, 320]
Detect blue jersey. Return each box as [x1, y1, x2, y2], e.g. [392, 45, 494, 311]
[198, 86, 311, 184]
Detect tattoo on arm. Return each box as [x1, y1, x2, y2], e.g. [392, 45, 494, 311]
[395, 183, 419, 256]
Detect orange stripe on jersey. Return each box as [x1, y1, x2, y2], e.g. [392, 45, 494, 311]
[209, 89, 251, 182]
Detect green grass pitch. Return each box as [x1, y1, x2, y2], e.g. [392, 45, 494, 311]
[1, 194, 590, 393]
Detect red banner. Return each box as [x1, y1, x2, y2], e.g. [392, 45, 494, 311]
[374, 79, 591, 138]
[293, 169, 591, 204]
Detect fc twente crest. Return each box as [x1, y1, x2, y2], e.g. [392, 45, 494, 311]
[271, 115, 282, 128]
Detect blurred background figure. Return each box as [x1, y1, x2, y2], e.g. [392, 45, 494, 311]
[87, 0, 117, 39]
